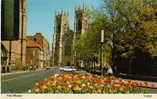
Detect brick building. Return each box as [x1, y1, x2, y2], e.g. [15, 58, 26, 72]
[34, 33, 50, 67]
[26, 39, 42, 68]
[26, 33, 49, 68]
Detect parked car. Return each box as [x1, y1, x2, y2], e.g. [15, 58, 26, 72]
[59, 66, 76, 72]
[45, 67, 51, 70]
[28, 65, 36, 71]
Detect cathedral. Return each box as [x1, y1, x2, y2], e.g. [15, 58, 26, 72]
[52, 7, 89, 66]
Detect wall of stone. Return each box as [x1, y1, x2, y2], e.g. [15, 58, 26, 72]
[2, 40, 26, 66]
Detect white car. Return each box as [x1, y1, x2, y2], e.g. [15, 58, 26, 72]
[59, 66, 76, 72]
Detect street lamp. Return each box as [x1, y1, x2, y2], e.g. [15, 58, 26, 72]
[100, 30, 104, 75]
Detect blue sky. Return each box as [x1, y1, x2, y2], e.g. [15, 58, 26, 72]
[28, 0, 103, 47]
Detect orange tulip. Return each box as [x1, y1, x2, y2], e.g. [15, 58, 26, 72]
[41, 85, 48, 90]
[113, 84, 121, 88]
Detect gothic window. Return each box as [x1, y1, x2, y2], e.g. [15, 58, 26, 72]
[155, 12, 157, 16]
[78, 17, 82, 33]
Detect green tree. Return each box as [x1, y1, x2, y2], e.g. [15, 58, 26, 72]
[103, 0, 157, 75]
[75, 10, 113, 70]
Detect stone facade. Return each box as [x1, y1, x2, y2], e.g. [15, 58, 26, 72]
[52, 8, 89, 67]
[1, 44, 9, 73]
[62, 29, 74, 66]
[74, 7, 89, 67]
[1, 0, 27, 69]
[75, 7, 88, 36]
[53, 11, 69, 66]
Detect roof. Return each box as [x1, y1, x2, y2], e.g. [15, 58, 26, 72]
[26, 40, 42, 50]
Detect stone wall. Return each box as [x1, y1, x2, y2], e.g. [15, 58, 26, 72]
[2, 40, 26, 66]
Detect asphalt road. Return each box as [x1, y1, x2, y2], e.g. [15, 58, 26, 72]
[1, 67, 156, 93]
[1, 68, 61, 93]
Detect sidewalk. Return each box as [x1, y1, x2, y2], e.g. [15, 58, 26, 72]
[1, 69, 45, 77]
[119, 73, 157, 82]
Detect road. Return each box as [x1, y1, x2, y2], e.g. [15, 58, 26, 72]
[1, 67, 156, 93]
[1, 68, 61, 93]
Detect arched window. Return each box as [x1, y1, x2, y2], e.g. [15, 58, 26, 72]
[1, 44, 8, 65]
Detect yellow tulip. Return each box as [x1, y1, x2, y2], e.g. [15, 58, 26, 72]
[57, 86, 62, 89]
[47, 81, 52, 86]
[41, 85, 48, 89]
[34, 88, 40, 93]
[73, 86, 81, 91]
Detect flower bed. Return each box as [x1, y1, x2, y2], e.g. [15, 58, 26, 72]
[29, 74, 147, 94]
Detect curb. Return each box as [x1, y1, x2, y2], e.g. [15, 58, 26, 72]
[1, 69, 45, 77]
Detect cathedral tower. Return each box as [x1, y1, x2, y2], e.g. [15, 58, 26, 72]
[53, 11, 69, 66]
[75, 7, 88, 36]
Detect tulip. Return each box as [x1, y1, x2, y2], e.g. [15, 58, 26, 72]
[73, 86, 81, 91]
[34, 88, 40, 93]
[35, 83, 40, 87]
[75, 80, 82, 84]
[35, 82, 43, 87]
[28, 90, 32, 93]
[81, 83, 86, 87]
[47, 81, 52, 86]
[113, 84, 121, 88]
[57, 86, 62, 89]
[30, 73, 145, 93]
[68, 84, 72, 88]
[41, 85, 48, 90]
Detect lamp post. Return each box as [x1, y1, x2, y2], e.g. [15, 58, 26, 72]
[100, 30, 104, 75]
[74, 50, 76, 67]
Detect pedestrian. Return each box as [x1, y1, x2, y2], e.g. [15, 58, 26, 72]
[107, 67, 113, 76]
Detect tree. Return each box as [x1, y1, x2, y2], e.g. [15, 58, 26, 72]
[103, 0, 157, 75]
[75, 10, 113, 70]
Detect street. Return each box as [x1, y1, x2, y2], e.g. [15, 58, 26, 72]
[1, 68, 62, 93]
[1, 67, 157, 93]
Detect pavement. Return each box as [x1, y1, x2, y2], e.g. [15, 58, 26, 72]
[1, 68, 61, 93]
[1, 69, 43, 76]
[119, 73, 157, 82]
[1, 67, 57, 76]
[1, 68, 157, 93]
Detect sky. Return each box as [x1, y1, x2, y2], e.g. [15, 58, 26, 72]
[28, 0, 103, 48]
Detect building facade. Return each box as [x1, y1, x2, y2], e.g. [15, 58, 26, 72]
[74, 7, 89, 67]
[52, 8, 89, 67]
[1, 0, 27, 72]
[26, 33, 49, 68]
[26, 40, 42, 68]
[34, 33, 50, 68]
[75, 7, 88, 36]
[52, 11, 69, 66]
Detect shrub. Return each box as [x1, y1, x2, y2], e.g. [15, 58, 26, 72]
[10, 60, 24, 71]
